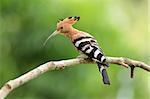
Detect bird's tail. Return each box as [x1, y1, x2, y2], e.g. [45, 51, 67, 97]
[97, 62, 110, 85]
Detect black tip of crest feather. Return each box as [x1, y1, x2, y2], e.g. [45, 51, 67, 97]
[57, 19, 64, 23]
[59, 19, 64, 21]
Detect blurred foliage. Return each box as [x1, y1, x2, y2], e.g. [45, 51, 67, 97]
[0, 0, 149, 99]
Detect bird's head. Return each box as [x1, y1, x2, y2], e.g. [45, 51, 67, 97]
[43, 16, 80, 46]
[56, 16, 80, 33]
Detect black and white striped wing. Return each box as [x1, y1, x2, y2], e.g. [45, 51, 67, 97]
[73, 36, 106, 63]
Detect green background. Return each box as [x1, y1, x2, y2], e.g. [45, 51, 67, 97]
[0, 0, 149, 99]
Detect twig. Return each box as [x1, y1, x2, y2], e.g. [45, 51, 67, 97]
[0, 56, 149, 99]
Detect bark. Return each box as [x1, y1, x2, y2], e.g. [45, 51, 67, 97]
[0, 56, 149, 99]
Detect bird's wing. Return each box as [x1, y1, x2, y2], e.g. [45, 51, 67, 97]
[73, 36, 106, 63]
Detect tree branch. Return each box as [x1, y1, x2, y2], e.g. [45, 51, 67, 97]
[0, 56, 149, 99]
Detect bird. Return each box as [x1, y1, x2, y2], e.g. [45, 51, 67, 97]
[44, 16, 110, 85]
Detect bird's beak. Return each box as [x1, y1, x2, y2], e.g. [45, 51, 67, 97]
[43, 30, 59, 46]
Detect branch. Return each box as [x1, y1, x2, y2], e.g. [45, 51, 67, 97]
[0, 56, 149, 99]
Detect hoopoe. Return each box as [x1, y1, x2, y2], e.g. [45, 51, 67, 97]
[44, 16, 110, 85]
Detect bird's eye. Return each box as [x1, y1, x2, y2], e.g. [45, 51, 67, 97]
[60, 27, 63, 29]
[68, 17, 72, 19]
